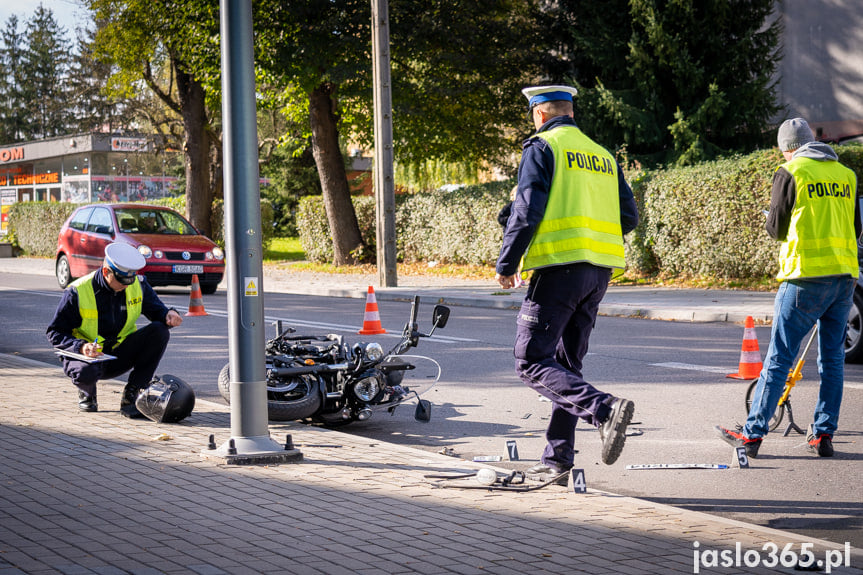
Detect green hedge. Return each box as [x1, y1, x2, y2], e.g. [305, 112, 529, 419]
[297, 144, 863, 281]
[297, 180, 513, 265]
[6, 201, 79, 256]
[636, 149, 782, 278]
[6, 197, 274, 257]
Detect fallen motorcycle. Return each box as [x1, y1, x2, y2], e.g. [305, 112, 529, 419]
[218, 296, 450, 426]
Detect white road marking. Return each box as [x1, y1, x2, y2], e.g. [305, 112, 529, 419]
[650, 362, 735, 375]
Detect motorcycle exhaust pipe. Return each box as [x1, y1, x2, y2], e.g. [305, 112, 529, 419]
[268, 363, 349, 377]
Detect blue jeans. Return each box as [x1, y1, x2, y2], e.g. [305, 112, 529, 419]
[744, 276, 855, 439]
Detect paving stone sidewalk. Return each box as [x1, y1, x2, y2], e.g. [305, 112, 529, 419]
[1, 353, 859, 575]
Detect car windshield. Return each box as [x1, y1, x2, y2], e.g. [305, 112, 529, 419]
[115, 208, 197, 235]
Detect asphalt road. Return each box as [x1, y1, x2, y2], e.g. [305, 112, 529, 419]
[2, 271, 861, 550]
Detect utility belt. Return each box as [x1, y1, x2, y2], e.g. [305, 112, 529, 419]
[532, 261, 612, 278]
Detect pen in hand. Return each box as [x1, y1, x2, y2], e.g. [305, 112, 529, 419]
[85, 339, 103, 357]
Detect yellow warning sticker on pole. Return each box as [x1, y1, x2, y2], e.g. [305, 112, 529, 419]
[244, 277, 258, 296]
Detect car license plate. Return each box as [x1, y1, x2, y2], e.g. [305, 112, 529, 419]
[173, 264, 204, 274]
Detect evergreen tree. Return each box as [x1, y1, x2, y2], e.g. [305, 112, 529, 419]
[0, 15, 28, 143]
[544, 0, 781, 166]
[67, 18, 129, 134]
[23, 4, 73, 139]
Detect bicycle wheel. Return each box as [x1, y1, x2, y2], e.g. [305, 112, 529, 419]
[744, 379, 785, 432]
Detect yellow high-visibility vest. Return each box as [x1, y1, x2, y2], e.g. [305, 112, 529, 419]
[777, 157, 858, 280]
[522, 126, 625, 272]
[71, 272, 143, 345]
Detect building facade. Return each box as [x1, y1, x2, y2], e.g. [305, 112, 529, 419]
[774, 0, 863, 141]
[0, 133, 180, 234]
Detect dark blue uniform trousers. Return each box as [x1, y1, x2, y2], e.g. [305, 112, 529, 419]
[514, 263, 614, 468]
[62, 322, 170, 400]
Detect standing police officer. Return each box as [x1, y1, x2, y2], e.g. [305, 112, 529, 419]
[496, 85, 639, 483]
[717, 118, 861, 458]
[47, 242, 183, 416]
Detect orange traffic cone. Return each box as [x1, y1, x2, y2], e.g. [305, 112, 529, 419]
[727, 315, 762, 379]
[358, 286, 386, 335]
[185, 274, 208, 317]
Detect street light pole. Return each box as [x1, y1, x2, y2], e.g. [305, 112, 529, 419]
[206, 0, 301, 464]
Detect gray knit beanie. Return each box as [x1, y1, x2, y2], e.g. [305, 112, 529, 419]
[777, 118, 814, 152]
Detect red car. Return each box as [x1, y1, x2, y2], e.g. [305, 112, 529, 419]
[55, 203, 225, 294]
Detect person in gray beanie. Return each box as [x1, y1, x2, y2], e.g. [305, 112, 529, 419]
[717, 117, 861, 458]
[777, 117, 815, 152]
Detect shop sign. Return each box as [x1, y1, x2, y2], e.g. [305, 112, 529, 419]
[13, 172, 60, 185]
[111, 137, 149, 152]
[0, 147, 24, 164]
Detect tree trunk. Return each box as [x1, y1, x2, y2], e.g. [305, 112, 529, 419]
[308, 82, 364, 265]
[176, 65, 213, 238]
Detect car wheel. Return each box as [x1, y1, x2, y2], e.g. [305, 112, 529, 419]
[845, 289, 863, 363]
[200, 282, 218, 295]
[56, 255, 74, 288]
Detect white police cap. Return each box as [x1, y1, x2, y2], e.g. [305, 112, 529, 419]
[104, 242, 145, 285]
[522, 85, 578, 109]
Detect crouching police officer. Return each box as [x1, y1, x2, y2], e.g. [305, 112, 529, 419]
[47, 242, 183, 416]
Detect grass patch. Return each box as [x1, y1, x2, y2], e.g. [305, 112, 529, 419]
[264, 236, 777, 290]
[614, 272, 777, 291]
[264, 237, 305, 262]
[283, 260, 495, 280]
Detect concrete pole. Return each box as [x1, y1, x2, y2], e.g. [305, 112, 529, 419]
[212, 0, 297, 461]
[372, 0, 398, 287]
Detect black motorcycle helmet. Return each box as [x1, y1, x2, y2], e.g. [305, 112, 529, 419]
[135, 374, 196, 423]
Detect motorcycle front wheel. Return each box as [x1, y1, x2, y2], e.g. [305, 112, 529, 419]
[217, 363, 322, 421]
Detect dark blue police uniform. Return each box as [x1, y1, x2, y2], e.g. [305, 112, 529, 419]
[497, 115, 638, 471]
[47, 271, 173, 406]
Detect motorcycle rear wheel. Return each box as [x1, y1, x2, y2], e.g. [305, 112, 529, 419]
[217, 363, 322, 421]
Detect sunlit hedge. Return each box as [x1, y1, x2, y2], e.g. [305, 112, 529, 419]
[298, 144, 863, 280]
[297, 181, 512, 265]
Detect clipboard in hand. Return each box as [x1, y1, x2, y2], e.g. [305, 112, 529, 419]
[54, 349, 117, 363]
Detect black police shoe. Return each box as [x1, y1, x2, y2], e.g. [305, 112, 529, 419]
[524, 462, 572, 486]
[599, 397, 634, 465]
[78, 391, 98, 412]
[120, 404, 147, 419]
[120, 383, 147, 419]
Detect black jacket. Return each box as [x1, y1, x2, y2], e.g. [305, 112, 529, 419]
[46, 271, 171, 354]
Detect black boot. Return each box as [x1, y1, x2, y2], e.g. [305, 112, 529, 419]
[120, 382, 146, 419]
[78, 391, 98, 412]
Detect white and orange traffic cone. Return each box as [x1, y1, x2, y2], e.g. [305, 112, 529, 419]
[358, 286, 386, 335]
[185, 274, 208, 317]
[727, 315, 762, 379]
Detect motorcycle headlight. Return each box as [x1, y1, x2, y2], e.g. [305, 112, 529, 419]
[364, 342, 384, 362]
[354, 373, 384, 402]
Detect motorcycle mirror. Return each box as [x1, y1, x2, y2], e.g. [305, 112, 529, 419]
[414, 399, 432, 422]
[432, 305, 450, 329]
